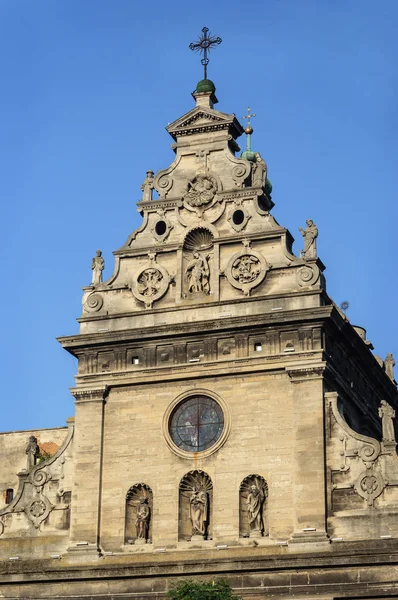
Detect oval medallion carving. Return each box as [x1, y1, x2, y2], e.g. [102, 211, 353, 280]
[132, 254, 171, 309]
[226, 243, 268, 296]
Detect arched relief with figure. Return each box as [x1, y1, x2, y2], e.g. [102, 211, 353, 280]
[179, 470, 213, 541]
[125, 483, 153, 545]
[239, 474, 268, 538]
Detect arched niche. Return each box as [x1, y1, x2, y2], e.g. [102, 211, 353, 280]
[239, 474, 268, 538]
[125, 483, 153, 545]
[179, 470, 213, 542]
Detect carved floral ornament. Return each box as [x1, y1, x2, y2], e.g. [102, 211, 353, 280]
[183, 173, 219, 211]
[225, 241, 268, 296]
[131, 253, 172, 309]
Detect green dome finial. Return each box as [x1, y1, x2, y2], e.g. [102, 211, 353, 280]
[196, 79, 216, 94]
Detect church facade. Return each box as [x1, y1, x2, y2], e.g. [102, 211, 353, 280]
[1, 72, 398, 599]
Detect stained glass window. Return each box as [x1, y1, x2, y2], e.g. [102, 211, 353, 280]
[169, 396, 224, 453]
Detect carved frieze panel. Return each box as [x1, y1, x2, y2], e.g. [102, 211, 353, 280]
[187, 341, 205, 362]
[225, 241, 268, 296]
[156, 345, 174, 366]
[131, 252, 171, 309]
[217, 337, 236, 358]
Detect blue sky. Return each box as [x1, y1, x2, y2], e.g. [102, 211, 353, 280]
[0, 0, 397, 431]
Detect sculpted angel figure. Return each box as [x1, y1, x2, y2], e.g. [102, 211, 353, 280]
[299, 219, 318, 258]
[186, 252, 210, 294]
[26, 435, 38, 470]
[190, 486, 208, 537]
[91, 250, 104, 286]
[135, 497, 150, 540]
[246, 484, 265, 534]
[378, 400, 396, 443]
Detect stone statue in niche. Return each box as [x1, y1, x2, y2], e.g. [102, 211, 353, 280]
[378, 400, 396, 443]
[186, 253, 210, 294]
[239, 474, 268, 538]
[299, 219, 318, 258]
[179, 470, 213, 542]
[91, 250, 105, 286]
[136, 496, 151, 542]
[26, 435, 38, 470]
[232, 255, 261, 284]
[141, 170, 155, 202]
[137, 268, 163, 297]
[246, 484, 265, 536]
[190, 485, 208, 539]
[252, 152, 267, 188]
[385, 353, 395, 382]
[125, 484, 153, 544]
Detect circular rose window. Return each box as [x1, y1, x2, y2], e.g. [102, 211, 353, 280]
[169, 395, 224, 453]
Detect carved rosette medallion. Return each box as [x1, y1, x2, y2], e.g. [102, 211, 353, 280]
[296, 264, 320, 287]
[84, 292, 104, 312]
[26, 494, 53, 529]
[183, 174, 219, 212]
[226, 243, 268, 296]
[354, 467, 385, 507]
[131, 253, 171, 309]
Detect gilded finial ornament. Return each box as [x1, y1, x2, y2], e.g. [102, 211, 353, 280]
[189, 27, 222, 80]
[241, 106, 257, 161]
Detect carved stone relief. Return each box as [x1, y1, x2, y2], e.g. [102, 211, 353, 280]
[239, 474, 268, 538]
[327, 392, 387, 513]
[184, 174, 218, 208]
[225, 241, 268, 296]
[125, 483, 153, 545]
[186, 252, 211, 295]
[0, 425, 73, 534]
[179, 470, 213, 541]
[131, 252, 171, 309]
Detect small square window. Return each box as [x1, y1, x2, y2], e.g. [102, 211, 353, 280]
[132, 357, 140, 365]
[254, 343, 262, 352]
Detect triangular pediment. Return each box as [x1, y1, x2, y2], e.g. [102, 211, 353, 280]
[167, 106, 243, 140]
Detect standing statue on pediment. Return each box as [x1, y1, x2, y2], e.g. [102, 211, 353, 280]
[378, 400, 396, 443]
[252, 152, 267, 188]
[299, 219, 318, 258]
[26, 435, 38, 470]
[186, 252, 210, 294]
[385, 353, 396, 382]
[141, 170, 155, 202]
[91, 250, 104, 287]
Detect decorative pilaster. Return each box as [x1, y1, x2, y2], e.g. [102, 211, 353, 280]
[67, 387, 108, 554]
[286, 364, 330, 545]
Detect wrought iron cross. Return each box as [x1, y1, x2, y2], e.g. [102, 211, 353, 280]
[242, 107, 256, 131]
[189, 27, 222, 80]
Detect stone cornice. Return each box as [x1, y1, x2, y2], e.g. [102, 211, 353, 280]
[58, 305, 332, 353]
[70, 387, 108, 404]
